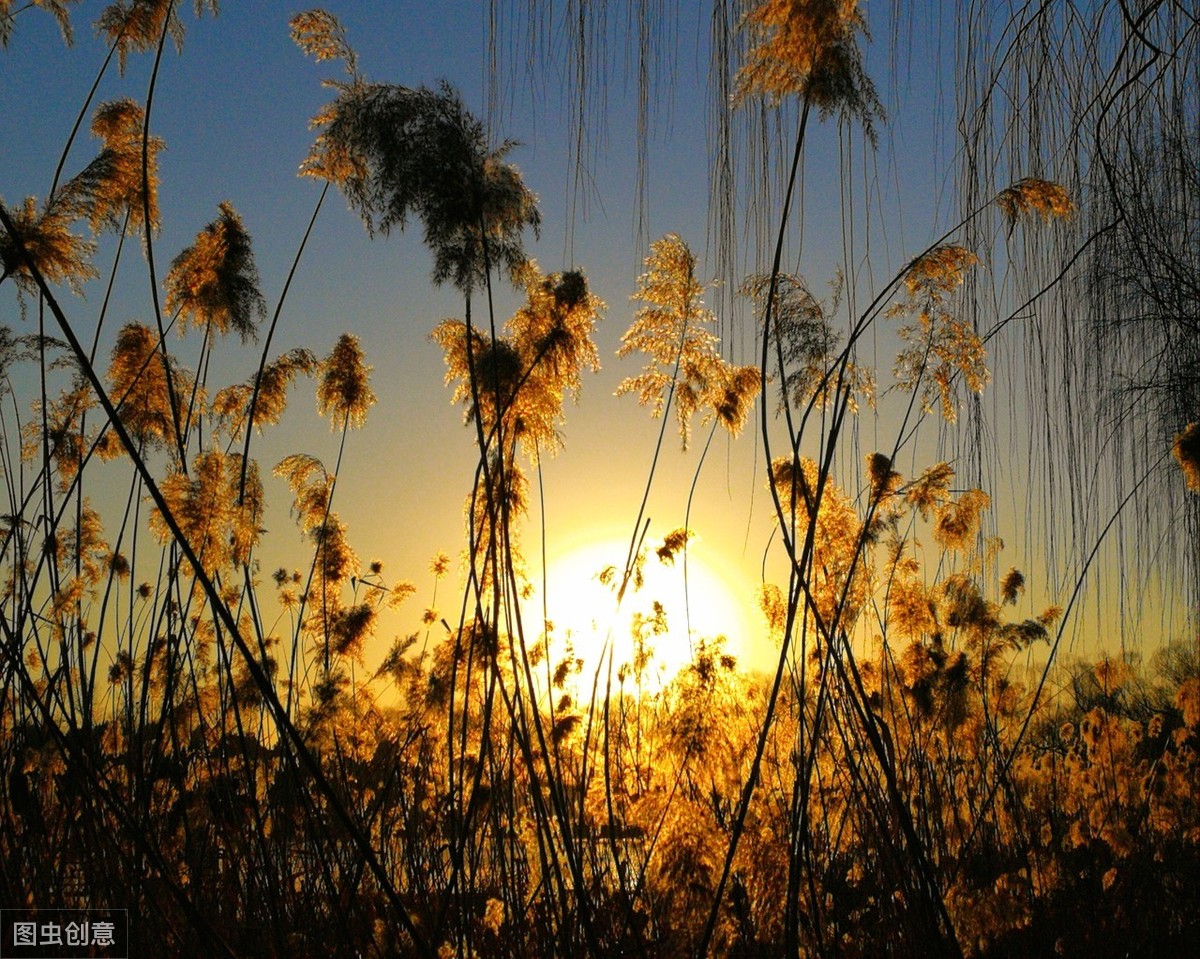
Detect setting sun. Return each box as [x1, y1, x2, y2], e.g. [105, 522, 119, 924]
[540, 535, 755, 689]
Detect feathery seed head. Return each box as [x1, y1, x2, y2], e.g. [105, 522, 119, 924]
[997, 178, 1074, 224]
[165, 202, 265, 341]
[317, 333, 376, 430]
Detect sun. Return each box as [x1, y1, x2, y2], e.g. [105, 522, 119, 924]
[536, 533, 754, 692]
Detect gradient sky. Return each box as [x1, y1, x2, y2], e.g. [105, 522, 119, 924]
[4, 1, 1084, 677]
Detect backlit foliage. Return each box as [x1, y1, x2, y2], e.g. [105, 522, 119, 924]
[149, 450, 264, 576]
[892, 245, 989, 422]
[96, 0, 218, 74]
[0, 195, 97, 296]
[736, 0, 881, 132]
[618, 234, 758, 450]
[618, 234, 716, 449]
[316, 332, 375, 430]
[997, 177, 1076, 225]
[0, 1, 77, 47]
[165, 202, 265, 341]
[289, 7, 358, 78]
[506, 263, 603, 417]
[1, 96, 166, 301]
[655, 527, 691, 565]
[745, 269, 873, 412]
[106, 321, 191, 448]
[67, 98, 162, 234]
[906, 460, 955, 517]
[434, 262, 603, 459]
[932, 487, 990, 552]
[465, 451, 529, 583]
[770, 454, 869, 628]
[274, 452, 334, 532]
[705, 359, 762, 436]
[212, 348, 319, 438]
[18, 377, 125, 490]
[1, 95, 167, 301]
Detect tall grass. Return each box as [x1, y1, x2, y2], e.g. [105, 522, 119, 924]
[2, 3, 1197, 958]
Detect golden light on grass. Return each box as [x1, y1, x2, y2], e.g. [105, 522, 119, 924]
[539, 535, 754, 690]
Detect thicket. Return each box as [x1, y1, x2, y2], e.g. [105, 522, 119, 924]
[1, 2, 1197, 958]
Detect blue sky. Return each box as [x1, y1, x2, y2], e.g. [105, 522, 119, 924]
[4, 1, 1087, 675]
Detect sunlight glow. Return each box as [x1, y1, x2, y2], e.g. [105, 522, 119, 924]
[539, 536, 754, 691]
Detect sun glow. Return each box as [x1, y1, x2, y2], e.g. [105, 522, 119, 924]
[538, 535, 754, 692]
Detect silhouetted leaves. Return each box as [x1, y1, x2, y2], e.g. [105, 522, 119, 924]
[294, 14, 539, 294]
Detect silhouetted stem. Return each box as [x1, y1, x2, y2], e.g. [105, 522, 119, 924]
[698, 97, 810, 959]
[141, 1, 187, 467]
[236, 182, 330, 503]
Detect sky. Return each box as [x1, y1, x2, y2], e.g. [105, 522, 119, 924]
[1, 0, 1093, 680]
